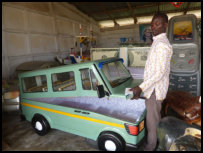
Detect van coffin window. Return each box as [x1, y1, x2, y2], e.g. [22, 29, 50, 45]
[22, 75, 47, 93]
[90, 69, 99, 90]
[51, 71, 76, 92]
[80, 69, 91, 90]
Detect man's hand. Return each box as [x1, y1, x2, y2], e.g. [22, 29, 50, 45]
[129, 86, 142, 100]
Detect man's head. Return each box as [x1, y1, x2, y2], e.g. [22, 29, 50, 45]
[151, 13, 168, 36]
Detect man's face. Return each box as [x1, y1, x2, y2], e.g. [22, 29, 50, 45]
[151, 16, 168, 36]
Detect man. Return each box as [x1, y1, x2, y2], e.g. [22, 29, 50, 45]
[130, 13, 173, 151]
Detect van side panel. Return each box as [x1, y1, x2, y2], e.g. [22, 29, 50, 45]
[21, 99, 145, 145]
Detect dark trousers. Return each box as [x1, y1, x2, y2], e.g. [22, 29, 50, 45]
[144, 91, 163, 151]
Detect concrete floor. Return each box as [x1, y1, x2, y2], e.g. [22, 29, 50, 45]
[2, 110, 100, 151]
[2, 109, 146, 151]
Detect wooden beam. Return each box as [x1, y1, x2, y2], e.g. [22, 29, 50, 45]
[126, 2, 137, 24]
[94, 6, 201, 21]
[70, 2, 200, 17]
[90, 2, 168, 15]
[96, 2, 118, 25]
[184, 2, 191, 15]
[69, 2, 200, 22]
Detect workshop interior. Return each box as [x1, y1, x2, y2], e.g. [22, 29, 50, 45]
[2, 2, 201, 151]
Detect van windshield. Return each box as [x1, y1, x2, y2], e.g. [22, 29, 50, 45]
[102, 61, 131, 88]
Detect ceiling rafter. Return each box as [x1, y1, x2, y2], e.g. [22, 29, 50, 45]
[126, 2, 137, 24]
[184, 2, 191, 15]
[94, 6, 201, 21]
[69, 2, 201, 22]
[96, 2, 119, 26]
[69, 2, 91, 16]
[89, 2, 169, 15]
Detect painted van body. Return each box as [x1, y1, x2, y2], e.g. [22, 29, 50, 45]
[18, 57, 146, 151]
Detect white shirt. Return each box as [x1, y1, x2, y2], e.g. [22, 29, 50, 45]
[139, 33, 173, 100]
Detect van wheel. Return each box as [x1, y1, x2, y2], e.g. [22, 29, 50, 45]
[31, 114, 50, 136]
[97, 132, 125, 151]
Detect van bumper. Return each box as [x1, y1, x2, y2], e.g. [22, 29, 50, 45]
[126, 134, 146, 150]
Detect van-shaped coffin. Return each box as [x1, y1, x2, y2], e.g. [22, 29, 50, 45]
[18, 57, 146, 151]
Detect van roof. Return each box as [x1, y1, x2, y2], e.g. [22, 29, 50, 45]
[18, 57, 122, 77]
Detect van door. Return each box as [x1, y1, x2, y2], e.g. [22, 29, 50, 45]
[79, 68, 99, 97]
[67, 68, 102, 137]
[50, 68, 102, 136]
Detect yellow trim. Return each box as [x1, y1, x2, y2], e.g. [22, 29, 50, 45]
[28, 84, 47, 92]
[21, 102, 124, 129]
[59, 82, 74, 91]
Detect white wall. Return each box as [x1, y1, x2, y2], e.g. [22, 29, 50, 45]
[2, 2, 100, 79]
[97, 25, 142, 48]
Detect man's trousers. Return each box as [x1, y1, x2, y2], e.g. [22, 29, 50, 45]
[144, 90, 163, 151]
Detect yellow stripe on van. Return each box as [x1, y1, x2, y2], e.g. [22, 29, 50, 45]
[21, 102, 125, 129]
